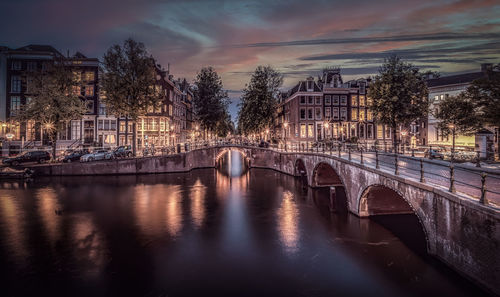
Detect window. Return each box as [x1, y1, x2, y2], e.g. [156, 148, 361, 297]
[351, 95, 358, 106]
[308, 96, 313, 104]
[99, 103, 106, 115]
[325, 107, 331, 119]
[300, 124, 306, 138]
[25, 97, 32, 105]
[26, 77, 34, 93]
[85, 85, 94, 96]
[120, 121, 126, 132]
[359, 109, 365, 121]
[340, 107, 347, 120]
[27, 62, 36, 71]
[300, 108, 306, 120]
[104, 120, 110, 130]
[308, 124, 314, 138]
[86, 100, 94, 113]
[333, 107, 339, 120]
[359, 124, 365, 138]
[98, 120, 104, 130]
[11, 76, 21, 93]
[72, 85, 81, 96]
[367, 110, 373, 121]
[315, 107, 322, 120]
[111, 120, 117, 130]
[367, 124, 374, 139]
[351, 108, 358, 121]
[359, 82, 366, 94]
[11, 61, 21, 70]
[315, 96, 321, 105]
[73, 71, 81, 82]
[333, 95, 339, 105]
[72, 121, 81, 140]
[325, 95, 331, 105]
[307, 108, 313, 120]
[385, 126, 392, 139]
[10, 96, 20, 115]
[169, 105, 173, 116]
[300, 96, 306, 104]
[359, 95, 365, 106]
[340, 95, 347, 105]
[85, 71, 95, 81]
[307, 80, 313, 90]
[377, 124, 384, 139]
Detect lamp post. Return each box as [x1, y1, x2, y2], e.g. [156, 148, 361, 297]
[401, 130, 408, 154]
[448, 123, 456, 162]
[283, 122, 288, 149]
[265, 128, 270, 142]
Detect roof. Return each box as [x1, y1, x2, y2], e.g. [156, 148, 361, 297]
[427, 72, 485, 88]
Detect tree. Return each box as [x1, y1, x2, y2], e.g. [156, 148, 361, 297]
[101, 38, 162, 153]
[433, 93, 481, 158]
[16, 57, 87, 159]
[368, 56, 430, 152]
[215, 112, 235, 137]
[465, 64, 500, 158]
[238, 65, 283, 136]
[192, 67, 229, 139]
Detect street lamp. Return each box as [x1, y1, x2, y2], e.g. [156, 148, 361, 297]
[283, 122, 289, 148]
[448, 123, 456, 162]
[401, 130, 408, 154]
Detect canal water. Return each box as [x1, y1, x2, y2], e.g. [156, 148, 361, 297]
[0, 151, 491, 297]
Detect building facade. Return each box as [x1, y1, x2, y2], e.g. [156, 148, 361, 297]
[277, 68, 393, 148]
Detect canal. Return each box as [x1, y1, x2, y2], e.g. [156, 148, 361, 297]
[0, 150, 491, 296]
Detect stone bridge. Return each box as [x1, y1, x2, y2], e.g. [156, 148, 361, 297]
[33, 145, 500, 294]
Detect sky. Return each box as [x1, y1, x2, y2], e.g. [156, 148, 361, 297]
[1, 0, 500, 120]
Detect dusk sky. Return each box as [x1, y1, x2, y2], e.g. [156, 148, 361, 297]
[1, 0, 499, 119]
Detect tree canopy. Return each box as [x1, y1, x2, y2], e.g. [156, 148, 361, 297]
[465, 64, 500, 129]
[368, 55, 430, 149]
[192, 67, 230, 136]
[101, 38, 162, 121]
[237, 65, 283, 135]
[16, 57, 87, 158]
[433, 93, 481, 136]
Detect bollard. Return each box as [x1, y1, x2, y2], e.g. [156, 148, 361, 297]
[479, 173, 488, 204]
[420, 158, 425, 183]
[394, 154, 399, 175]
[476, 151, 481, 168]
[449, 164, 455, 193]
[360, 148, 364, 165]
[348, 147, 351, 161]
[375, 149, 380, 169]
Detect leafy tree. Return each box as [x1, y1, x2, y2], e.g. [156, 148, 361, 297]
[101, 38, 162, 153]
[16, 57, 87, 159]
[465, 64, 500, 158]
[238, 65, 283, 136]
[192, 67, 229, 139]
[433, 93, 481, 157]
[368, 56, 430, 152]
[215, 112, 235, 137]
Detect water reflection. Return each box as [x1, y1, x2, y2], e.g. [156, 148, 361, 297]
[72, 213, 106, 277]
[190, 179, 206, 229]
[36, 188, 61, 244]
[0, 193, 28, 263]
[276, 190, 299, 254]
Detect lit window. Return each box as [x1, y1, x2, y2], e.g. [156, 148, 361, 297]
[367, 110, 373, 121]
[300, 124, 306, 138]
[351, 109, 358, 121]
[359, 109, 365, 121]
[359, 95, 365, 106]
[308, 124, 314, 138]
[351, 95, 358, 106]
[72, 85, 81, 96]
[84, 71, 95, 81]
[85, 85, 94, 96]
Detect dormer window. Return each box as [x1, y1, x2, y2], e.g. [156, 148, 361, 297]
[359, 82, 366, 94]
[307, 80, 313, 91]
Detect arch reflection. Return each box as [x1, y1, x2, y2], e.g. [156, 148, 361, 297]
[190, 178, 207, 229]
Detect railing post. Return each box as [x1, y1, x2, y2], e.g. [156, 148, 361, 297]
[348, 147, 351, 161]
[420, 158, 425, 183]
[476, 151, 481, 168]
[394, 154, 399, 175]
[479, 172, 488, 204]
[338, 143, 341, 158]
[411, 148, 415, 157]
[449, 164, 456, 193]
[360, 147, 364, 165]
[375, 149, 380, 169]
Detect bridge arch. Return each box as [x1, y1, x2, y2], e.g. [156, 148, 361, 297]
[214, 147, 251, 167]
[358, 184, 430, 252]
[311, 161, 344, 188]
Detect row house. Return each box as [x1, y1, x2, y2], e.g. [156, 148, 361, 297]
[277, 68, 393, 147]
[0, 45, 101, 154]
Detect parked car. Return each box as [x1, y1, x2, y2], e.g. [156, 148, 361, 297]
[112, 145, 133, 158]
[62, 149, 89, 163]
[2, 150, 51, 166]
[424, 148, 444, 160]
[258, 141, 269, 148]
[80, 150, 114, 162]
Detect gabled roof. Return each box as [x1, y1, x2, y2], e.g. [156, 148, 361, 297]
[427, 72, 485, 88]
[15, 44, 64, 57]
